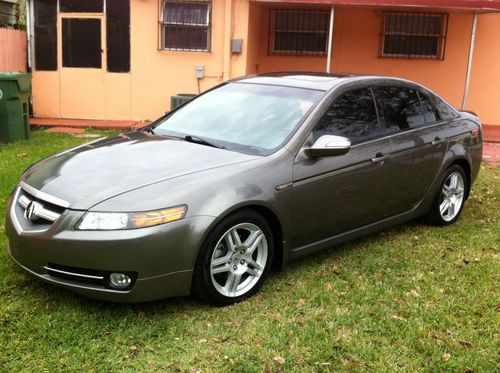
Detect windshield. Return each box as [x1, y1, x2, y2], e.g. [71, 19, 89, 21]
[153, 82, 324, 155]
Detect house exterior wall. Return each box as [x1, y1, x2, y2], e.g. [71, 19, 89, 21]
[0, 28, 26, 72]
[255, 7, 472, 109]
[467, 12, 500, 127]
[29, 0, 500, 129]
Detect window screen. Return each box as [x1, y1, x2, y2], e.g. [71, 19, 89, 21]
[60, 0, 103, 13]
[269, 9, 329, 56]
[34, 0, 57, 71]
[107, 0, 130, 72]
[62, 18, 102, 68]
[161, 0, 211, 51]
[376, 86, 426, 133]
[418, 92, 439, 124]
[380, 12, 448, 60]
[313, 88, 380, 145]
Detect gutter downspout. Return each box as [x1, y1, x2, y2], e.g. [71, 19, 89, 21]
[326, 5, 334, 73]
[222, 0, 234, 80]
[26, 0, 32, 70]
[462, 11, 478, 109]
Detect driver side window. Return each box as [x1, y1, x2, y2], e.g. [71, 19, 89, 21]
[313, 88, 380, 145]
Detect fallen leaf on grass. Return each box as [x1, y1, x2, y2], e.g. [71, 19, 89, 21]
[298, 298, 306, 305]
[16, 153, 28, 158]
[441, 353, 451, 362]
[406, 289, 420, 298]
[125, 345, 139, 359]
[273, 356, 285, 365]
[273, 356, 286, 365]
[391, 315, 407, 322]
[459, 340, 473, 348]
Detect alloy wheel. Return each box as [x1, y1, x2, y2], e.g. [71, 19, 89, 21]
[210, 223, 268, 297]
[439, 171, 465, 222]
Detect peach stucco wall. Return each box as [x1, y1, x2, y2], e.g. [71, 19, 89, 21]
[255, 6, 472, 109]
[30, 0, 500, 127]
[467, 13, 500, 126]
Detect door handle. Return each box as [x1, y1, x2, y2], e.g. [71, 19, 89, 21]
[371, 152, 390, 164]
[431, 137, 445, 146]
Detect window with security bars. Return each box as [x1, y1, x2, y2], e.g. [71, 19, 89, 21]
[269, 9, 330, 56]
[380, 12, 448, 60]
[160, 0, 211, 51]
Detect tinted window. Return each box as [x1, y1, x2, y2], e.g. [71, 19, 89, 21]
[433, 95, 458, 120]
[34, 0, 57, 71]
[62, 18, 102, 68]
[418, 92, 439, 123]
[313, 88, 379, 145]
[376, 86, 425, 133]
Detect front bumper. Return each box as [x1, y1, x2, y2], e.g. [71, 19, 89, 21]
[5, 188, 215, 303]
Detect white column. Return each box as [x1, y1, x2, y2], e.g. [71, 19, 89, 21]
[462, 11, 478, 109]
[326, 6, 335, 73]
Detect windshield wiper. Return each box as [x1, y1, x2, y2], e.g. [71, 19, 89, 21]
[184, 135, 222, 149]
[143, 126, 155, 135]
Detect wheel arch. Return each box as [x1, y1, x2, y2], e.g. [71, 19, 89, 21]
[450, 158, 472, 199]
[196, 202, 285, 272]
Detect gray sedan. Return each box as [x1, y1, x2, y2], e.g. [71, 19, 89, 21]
[5, 73, 483, 305]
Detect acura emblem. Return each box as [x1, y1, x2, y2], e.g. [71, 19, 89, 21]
[25, 201, 42, 221]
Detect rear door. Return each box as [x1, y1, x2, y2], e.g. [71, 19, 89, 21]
[287, 87, 394, 249]
[374, 85, 447, 214]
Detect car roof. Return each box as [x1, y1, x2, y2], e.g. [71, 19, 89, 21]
[232, 71, 416, 92]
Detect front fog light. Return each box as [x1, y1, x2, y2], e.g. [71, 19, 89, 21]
[109, 273, 132, 289]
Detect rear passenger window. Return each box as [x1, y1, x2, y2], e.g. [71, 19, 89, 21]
[418, 92, 439, 124]
[376, 86, 426, 133]
[433, 95, 458, 120]
[313, 88, 379, 145]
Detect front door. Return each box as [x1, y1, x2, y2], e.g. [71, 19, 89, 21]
[58, 13, 106, 119]
[286, 87, 395, 249]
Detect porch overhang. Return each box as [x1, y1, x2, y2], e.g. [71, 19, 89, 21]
[251, 0, 500, 11]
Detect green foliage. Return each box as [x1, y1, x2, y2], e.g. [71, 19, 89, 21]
[0, 131, 498, 371]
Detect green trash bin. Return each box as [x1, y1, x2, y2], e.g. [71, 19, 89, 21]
[0, 72, 32, 143]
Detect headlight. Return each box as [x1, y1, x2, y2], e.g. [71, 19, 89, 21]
[76, 205, 187, 230]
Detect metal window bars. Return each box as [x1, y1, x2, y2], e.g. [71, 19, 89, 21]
[379, 12, 449, 60]
[159, 0, 211, 52]
[269, 9, 330, 56]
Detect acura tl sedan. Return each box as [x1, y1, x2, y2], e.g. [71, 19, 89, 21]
[6, 73, 482, 305]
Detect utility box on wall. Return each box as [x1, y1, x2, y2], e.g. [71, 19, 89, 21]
[231, 38, 243, 54]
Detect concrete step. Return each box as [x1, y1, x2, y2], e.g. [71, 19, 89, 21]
[30, 117, 146, 131]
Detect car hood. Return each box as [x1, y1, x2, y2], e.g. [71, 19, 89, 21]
[22, 132, 258, 210]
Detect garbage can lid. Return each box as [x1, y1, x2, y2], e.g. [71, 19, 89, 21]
[0, 72, 32, 92]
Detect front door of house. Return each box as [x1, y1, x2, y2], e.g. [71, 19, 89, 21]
[58, 13, 106, 119]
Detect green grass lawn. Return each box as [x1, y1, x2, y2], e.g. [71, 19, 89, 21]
[0, 131, 499, 372]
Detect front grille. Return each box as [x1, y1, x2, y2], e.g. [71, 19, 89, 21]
[18, 190, 64, 224]
[12, 183, 68, 232]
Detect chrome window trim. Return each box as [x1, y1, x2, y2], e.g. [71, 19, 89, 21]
[20, 181, 70, 208]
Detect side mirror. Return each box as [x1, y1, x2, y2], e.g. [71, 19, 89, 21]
[307, 135, 351, 157]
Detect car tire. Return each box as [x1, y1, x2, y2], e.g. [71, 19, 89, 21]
[426, 165, 468, 226]
[192, 209, 274, 306]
